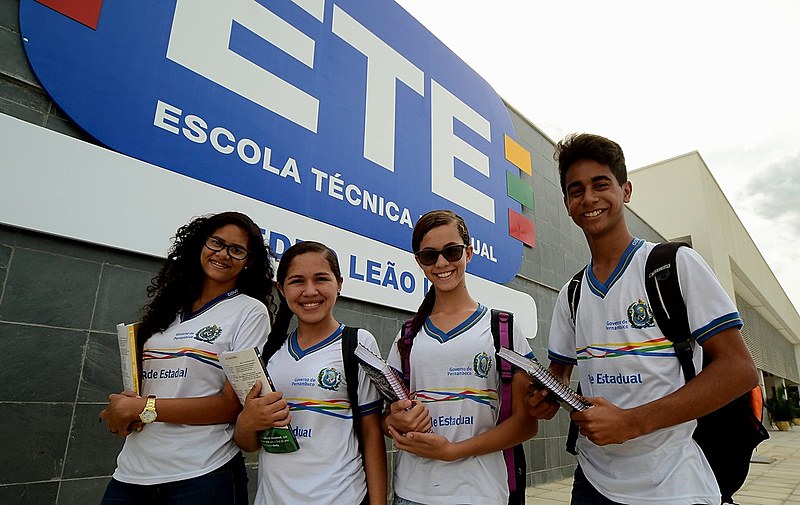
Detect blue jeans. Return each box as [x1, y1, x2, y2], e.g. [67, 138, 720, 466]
[571, 466, 625, 505]
[394, 498, 427, 505]
[394, 497, 469, 505]
[101, 453, 248, 505]
[571, 465, 710, 505]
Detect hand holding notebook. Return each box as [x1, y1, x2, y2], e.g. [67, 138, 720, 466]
[497, 347, 592, 412]
[354, 343, 411, 403]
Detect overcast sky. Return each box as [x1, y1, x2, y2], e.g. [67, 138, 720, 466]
[395, 0, 800, 311]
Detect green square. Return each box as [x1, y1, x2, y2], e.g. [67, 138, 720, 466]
[506, 172, 534, 208]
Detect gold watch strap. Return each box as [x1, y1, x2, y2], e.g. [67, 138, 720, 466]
[139, 394, 158, 423]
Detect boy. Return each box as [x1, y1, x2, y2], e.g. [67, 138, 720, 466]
[528, 133, 757, 504]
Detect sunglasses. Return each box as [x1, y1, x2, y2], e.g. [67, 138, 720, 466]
[205, 236, 249, 260]
[414, 244, 467, 266]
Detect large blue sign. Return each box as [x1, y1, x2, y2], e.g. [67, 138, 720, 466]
[20, 0, 524, 282]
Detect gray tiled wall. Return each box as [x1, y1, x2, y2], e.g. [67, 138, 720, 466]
[0, 226, 160, 504]
[0, 0, 667, 502]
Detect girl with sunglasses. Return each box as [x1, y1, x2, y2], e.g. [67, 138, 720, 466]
[383, 209, 538, 505]
[234, 241, 387, 505]
[99, 211, 275, 505]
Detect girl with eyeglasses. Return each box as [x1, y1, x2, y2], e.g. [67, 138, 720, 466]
[99, 211, 275, 505]
[383, 209, 538, 505]
[234, 240, 387, 505]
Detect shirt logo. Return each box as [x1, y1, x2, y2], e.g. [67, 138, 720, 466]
[627, 299, 655, 329]
[195, 324, 222, 343]
[317, 367, 342, 391]
[473, 352, 492, 378]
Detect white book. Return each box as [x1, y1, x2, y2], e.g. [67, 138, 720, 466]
[219, 347, 300, 453]
[115, 322, 140, 395]
[497, 347, 592, 412]
[354, 342, 410, 403]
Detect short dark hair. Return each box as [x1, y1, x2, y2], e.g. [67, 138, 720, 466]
[555, 133, 627, 195]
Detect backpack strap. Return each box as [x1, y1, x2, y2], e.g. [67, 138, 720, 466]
[565, 269, 585, 455]
[644, 242, 695, 381]
[568, 267, 586, 323]
[342, 326, 364, 455]
[492, 309, 515, 386]
[490, 309, 518, 493]
[399, 320, 415, 390]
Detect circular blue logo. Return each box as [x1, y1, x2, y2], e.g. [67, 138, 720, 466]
[627, 299, 655, 329]
[317, 367, 342, 391]
[473, 352, 492, 378]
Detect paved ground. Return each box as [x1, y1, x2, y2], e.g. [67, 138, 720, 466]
[525, 426, 800, 504]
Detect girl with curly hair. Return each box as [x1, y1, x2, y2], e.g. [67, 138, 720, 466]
[234, 241, 387, 505]
[99, 211, 275, 505]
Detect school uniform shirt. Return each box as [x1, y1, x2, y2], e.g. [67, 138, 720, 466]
[386, 304, 534, 505]
[113, 290, 270, 485]
[254, 325, 383, 505]
[549, 238, 743, 505]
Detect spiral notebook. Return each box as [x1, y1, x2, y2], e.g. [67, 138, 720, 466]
[353, 343, 411, 403]
[497, 347, 592, 412]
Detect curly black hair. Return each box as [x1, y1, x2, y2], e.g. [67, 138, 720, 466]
[137, 212, 276, 346]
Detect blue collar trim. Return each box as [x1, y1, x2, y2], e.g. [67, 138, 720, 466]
[181, 289, 240, 322]
[289, 323, 345, 360]
[586, 238, 643, 298]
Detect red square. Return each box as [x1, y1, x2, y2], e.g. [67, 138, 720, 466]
[508, 208, 536, 248]
[36, 0, 103, 30]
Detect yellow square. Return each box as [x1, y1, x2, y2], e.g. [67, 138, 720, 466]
[504, 135, 532, 175]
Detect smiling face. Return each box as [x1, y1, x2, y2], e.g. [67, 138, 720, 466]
[563, 159, 632, 239]
[278, 251, 343, 328]
[199, 223, 250, 293]
[416, 223, 472, 294]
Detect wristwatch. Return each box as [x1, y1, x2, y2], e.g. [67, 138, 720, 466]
[139, 395, 158, 424]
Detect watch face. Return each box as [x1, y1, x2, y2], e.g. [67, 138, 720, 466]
[140, 409, 157, 424]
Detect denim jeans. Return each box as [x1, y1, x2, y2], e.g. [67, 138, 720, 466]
[394, 496, 474, 505]
[571, 466, 625, 505]
[101, 453, 248, 505]
[394, 497, 427, 505]
[571, 465, 710, 505]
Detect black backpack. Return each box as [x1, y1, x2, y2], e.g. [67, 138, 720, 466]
[565, 242, 768, 504]
[399, 310, 527, 505]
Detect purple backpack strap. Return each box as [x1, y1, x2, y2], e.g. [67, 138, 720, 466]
[497, 312, 514, 418]
[399, 320, 414, 389]
[492, 309, 516, 492]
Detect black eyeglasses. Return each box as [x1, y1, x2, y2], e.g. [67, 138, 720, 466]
[414, 244, 467, 266]
[205, 236, 249, 260]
